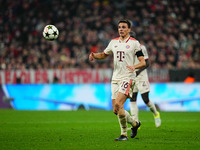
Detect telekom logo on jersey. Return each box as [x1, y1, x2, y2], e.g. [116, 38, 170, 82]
[117, 51, 125, 62]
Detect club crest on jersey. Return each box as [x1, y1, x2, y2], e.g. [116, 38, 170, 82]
[126, 45, 130, 49]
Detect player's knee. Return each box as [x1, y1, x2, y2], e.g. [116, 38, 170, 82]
[141, 92, 150, 104]
[115, 103, 120, 109]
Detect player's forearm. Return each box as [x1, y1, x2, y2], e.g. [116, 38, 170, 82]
[126, 56, 146, 72]
[133, 59, 146, 69]
[136, 59, 149, 75]
[93, 52, 107, 59]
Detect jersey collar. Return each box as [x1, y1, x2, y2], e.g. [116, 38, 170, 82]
[119, 36, 130, 43]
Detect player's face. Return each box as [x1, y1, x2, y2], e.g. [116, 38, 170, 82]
[118, 23, 130, 38]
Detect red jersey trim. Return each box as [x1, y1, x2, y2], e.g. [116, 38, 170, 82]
[125, 79, 133, 96]
[126, 37, 131, 43]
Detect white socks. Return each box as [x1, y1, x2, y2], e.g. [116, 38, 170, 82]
[130, 102, 139, 122]
[118, 114, 127, 136]
[130, 100, 158, 119]
[147, 100, 158, 116]
[117, 110, 139, 136]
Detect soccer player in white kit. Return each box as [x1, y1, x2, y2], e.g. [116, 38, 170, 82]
[89, 19, 146, 141]
[129, 43, 161, 128]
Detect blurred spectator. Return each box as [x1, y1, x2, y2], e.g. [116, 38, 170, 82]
[1, 0, 200, 70]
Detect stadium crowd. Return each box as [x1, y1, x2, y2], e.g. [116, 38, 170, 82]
[1, 0, 200, 70]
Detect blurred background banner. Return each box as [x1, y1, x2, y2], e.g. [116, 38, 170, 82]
[0, 69, 112, 84]
[134, 83, 200, 112]
[1, 69, 200, 84]
[2, 84, 112, 110]
[2, 83, 200, 111]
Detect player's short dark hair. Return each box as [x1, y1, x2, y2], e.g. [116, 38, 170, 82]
[118, 19, 132, 28]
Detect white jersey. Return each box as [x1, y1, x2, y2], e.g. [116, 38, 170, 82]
[104, 36, 141, 81]
[134, 45, 149, 81]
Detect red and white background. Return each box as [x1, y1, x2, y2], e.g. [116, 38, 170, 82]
[0, 69, 169, 84]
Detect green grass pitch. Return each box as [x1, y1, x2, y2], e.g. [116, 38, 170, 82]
[0, 109, 200, 150]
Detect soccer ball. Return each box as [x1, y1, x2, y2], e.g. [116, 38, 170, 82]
[43, 25, 59, 40]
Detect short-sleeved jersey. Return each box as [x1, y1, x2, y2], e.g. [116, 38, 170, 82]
[134, 45, 149, 81]
[104, 36, 141, 81]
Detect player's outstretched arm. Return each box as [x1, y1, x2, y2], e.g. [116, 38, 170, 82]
[89, 52, 107, 61]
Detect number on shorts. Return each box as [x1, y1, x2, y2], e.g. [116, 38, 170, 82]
[121, 81, 129, 88]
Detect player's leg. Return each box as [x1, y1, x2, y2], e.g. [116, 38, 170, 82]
[124, 110, 137, 127]
[112, 100, 134, 128]
[129, 92, 141, 138]
[137, 80, 161, 127]
[114, 92, 141, 140]
[114, 79, 141, 140]
[114, 92, 127, 136]
[124, 109, 141, 138]
[114, 97, 140, 139]
[129, 81, 139, 121]
[141, 92, 161, 127]
[111, 82, 129, 141]
[127, 81, 141, 138]
[130, 92, 139, 122]
[115, 79, 141, 140]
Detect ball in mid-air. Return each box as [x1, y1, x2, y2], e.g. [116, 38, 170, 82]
[43, 25, 59, 40]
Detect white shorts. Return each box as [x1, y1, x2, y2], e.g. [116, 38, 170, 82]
[111, 79, 133, 100]
[132, 80, 150, 95]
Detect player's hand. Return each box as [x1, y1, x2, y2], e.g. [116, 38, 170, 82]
[126, 66, 135, 73]
[89, 52, 94, 61]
